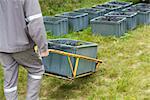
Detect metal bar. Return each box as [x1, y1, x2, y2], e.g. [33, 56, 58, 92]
[96, 62, 101, 71]
[44, 73, 73, 80]
[67, 56, 74, 76]
[75, 72, 94, 78]
[44, 72, 94, 80]
[73, 58, 80, 77]
[48, 49, 102, 63]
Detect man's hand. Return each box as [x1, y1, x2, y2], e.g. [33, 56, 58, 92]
[40, 50, 49, 57]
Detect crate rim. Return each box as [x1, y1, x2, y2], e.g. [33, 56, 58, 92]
[90, 16, 127, 24]
[94, 6, 121, 10]
[92, 6, 107, 10]
[135, 3, 150, 6]
[105, 11, 138, 18]
[132, 5, 150, 9]
[74, 8, 106, 14]
[96, 4, 122, 9]
[123, 7, 150, 14]
[55, 12, 88, 19]
[47, 38, 98, 49]
[106, 1, 133, 6]
[43, 16, 68, 24]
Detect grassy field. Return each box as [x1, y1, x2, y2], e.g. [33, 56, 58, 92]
[39, 0, 140, 16]
[0, 0, 150, 100]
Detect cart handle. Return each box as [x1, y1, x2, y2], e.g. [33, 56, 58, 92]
[48, 49, 102, 63]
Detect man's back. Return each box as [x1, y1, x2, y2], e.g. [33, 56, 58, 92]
[0, 0, 32, 52]
[0, 0, 48, 53]
[0, 1, 48, 99]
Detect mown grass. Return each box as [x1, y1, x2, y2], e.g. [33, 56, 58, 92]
[39, 0, 110, 16]
[0, 0, 149, 100]
[41, 25, 150, 100]
[0, 25, 149, 100]
[39, 0, 140, 16]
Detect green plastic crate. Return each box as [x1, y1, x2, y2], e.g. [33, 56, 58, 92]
[91, 16, 127, 37]
[92, 7, 109, 14]
[123, 7, 150, 25]
[56, 12, 88, 32]
[42, 39, 98, 78]
[94, 4, 122, 12]
[74, 8, 106, 24]
[43, 16, 68, 36]
[105, 11, 138, 30]
[134, 3, 150, 9]
[140, 0, 150, 3]
[106, 1, 133, 9]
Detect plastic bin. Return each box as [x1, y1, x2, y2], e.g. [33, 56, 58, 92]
[92, 7, 109, 14]
[105, 11, 137, 30]
[56, 12, 88, 32]
[43, 16, 68, 36]
[123, 7, 150, 25]
[106, 1, 133, 9]
[132, 3, 150, 13]
[133, 3, 150, 9]
[74, 8, 106, 24]
[140, 0, 150, 3]
[91, 16, 127, 37]
[94, 4, 122, 12]
[42, 39, 98, 78]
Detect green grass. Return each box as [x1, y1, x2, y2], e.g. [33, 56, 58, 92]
[0, 0, 149, 100]
[0, 25, 149, 100]
[39, 0, 140, 16]
[44, 25, 150, 100]
[39, 0, 110, 16]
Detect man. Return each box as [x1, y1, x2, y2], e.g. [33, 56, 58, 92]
[0, 0, 49, 100]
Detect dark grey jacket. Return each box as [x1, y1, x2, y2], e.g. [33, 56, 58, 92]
[0, 0, 48, 53]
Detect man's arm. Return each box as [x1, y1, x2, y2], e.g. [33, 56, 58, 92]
[24, 0, 49, 57]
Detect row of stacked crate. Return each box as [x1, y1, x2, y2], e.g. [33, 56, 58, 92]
[91, 2, 150, 37]
[43, 1, 150, 37]
[42, 2, 150, 78]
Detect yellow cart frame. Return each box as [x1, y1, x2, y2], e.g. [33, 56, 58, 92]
[44, 49, 102, 80]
